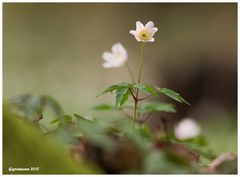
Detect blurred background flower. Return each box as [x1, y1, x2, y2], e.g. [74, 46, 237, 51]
[3, 3, 237, 154]
[102, 43, 128, 68]
[174, 118, 201, 140]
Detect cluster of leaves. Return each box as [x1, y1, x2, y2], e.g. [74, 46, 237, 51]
[98, 82, 189, 107]
[7, 94, 64, 120]
[96, 82, 190, 124]
[94, 101, 176, 113]
[159, 134, 216, 161]
[5, 94, 237, 174]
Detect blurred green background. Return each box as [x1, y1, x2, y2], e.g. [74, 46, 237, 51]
[3, 3, 237, 154]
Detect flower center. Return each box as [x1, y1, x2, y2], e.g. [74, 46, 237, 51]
[139, 29, 150, 41]
[114, 51, 121, 58]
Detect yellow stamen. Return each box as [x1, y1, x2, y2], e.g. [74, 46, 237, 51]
[139, 30, 149, 41]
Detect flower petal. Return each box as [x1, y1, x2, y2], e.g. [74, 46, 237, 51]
[112, 43, 125, 53]
[102, 52, 114, 62]
[145, 21, 154, 30]
[103, 62, 114, 68]
[102, 43, 128, 68]
[136, 21, 144, 31]
[130, 30, 141, 41]
[129, 30, 136, 35]
[147, 38, 155, 42]
[151, 27, 158, 34]
[149, 27, 158, 37]
[135, 35, 142, 42]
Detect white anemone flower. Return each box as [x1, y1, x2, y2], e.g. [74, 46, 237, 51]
[102, 43, 128, 68]
[174, 118, 201, 140]
[129, 21, 158, 42]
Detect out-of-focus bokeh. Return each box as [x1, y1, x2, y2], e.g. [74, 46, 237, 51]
[3, 3, 237, 154]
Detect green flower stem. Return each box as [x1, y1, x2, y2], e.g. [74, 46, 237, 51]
[133, 98, 138, 124]
[137, 42, 145, 84]
[133, 42, 145, 124]
[125, 63, 135, 83]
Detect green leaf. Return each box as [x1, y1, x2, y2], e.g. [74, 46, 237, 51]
[161, 134, 207, 148]
[179, 136, 208, 147]
[53, 128, 80, 145]
[156, 87, 190, 105]
[144, 150, 193, 174]
[137, 124, 153, 141]
[42, 95, 64, 118]
[50, 118, 60, 124]
[115, 87, 130, 107]
[133, 83, 157, 95]
[138, 101, 176, 113]
[7, 94, 65, 120]
[73, 113, 94, 121]
[194, 148, 216, 160]
[97, 83, 133, 107]
[97, 82, 130, 97]
[77, 119, 113, 149]
[63, 115, 73, 123]
[8, 94, 44, 118]
[92, 104, 119, 111]
[160, 134, 215, 160]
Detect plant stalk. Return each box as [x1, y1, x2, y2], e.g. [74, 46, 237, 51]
[133, 42, 145, 124]
[137, 42, 145, 84]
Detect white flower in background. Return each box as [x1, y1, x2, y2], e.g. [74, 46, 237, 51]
[102, 43, 128, 68]
[129, 21, 158, 42]
[174, 118, 201, 140]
